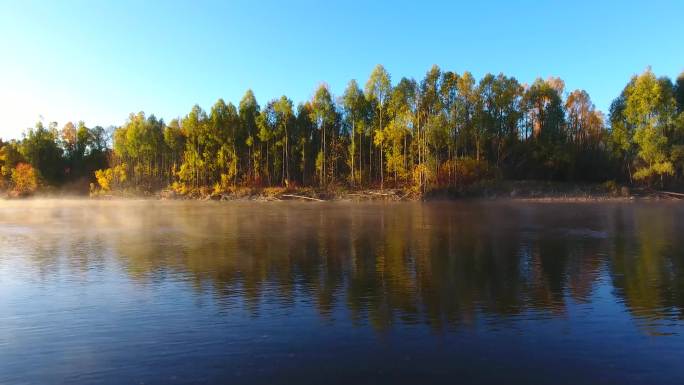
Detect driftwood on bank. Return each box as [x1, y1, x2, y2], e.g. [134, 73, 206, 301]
[398, 191, 413, 201]
[281, 194, 324, 202]
[346, 189, 409, 201]
[367, 191, 394, 196]
[656, 190, 684, 199]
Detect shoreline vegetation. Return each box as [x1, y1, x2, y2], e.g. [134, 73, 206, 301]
[2, 65, 684, 202]
[91, 183, 684, 202]
[98, 183, 643, 202]
[5, 180, 683, 203]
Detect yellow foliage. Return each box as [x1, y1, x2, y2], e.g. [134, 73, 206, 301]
[412, 163, 434, 190]
[171, 181, 191, 195]
[1, 165, 11, 178]
[217, 173, 234, 194]
[633, 161, 674, 181]
[95, 163, 128, 192]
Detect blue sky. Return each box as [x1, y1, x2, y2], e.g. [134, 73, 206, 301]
[1, 0, 682, 139]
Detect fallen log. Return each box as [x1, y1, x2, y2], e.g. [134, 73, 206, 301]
[656, 191, 684, 199]
[281, 194, 324, 202]
[398, 191, 413, 201]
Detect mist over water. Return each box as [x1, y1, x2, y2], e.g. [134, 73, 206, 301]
[1, 200, 683, 384]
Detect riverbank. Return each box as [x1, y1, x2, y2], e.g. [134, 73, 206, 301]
[88, 180, 683, 202]
[5, 180, 683, 202]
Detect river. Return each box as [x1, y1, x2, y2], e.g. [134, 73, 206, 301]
[1, 200, 683, 384]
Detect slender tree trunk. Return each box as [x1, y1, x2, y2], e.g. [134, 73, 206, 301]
[379, 107, 383, 190]
[359, 128, 362, 186]
[369, 131, 372, 186]
[351, 120, 355, 185]
[380, 147, 384, 190]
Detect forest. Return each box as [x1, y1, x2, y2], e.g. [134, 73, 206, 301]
[1, 65, 684, 197]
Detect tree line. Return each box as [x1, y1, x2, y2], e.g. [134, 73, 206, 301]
[0, 121, 108, 195]
[1, 65, 683, 196]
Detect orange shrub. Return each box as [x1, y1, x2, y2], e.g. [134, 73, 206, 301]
[11, 163, 39, 195]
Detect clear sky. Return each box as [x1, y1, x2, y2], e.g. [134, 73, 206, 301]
[1, 0, 682, 139]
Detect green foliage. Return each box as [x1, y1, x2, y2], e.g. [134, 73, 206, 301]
[20, 122, 64, 184]
[675, 73, 684, 114]
[112, 112, 168, 191]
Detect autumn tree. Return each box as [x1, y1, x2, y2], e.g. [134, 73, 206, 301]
[273, 96, 295, 185]
[387, 77, 417, 184]
[311, 84, 337, 185]
[294, 102, 316, 185]
[209, 99, 241, 190]
[341, 80, 368, 185]
[11, 163, 39, 195]
[0, 140, 24, 189]
[238, 90, 260, 183]
[20, 122, 64, 184]
[623, 69, 676, 184]
[179, 106, 209, 189]
[365, 65, 391, 188]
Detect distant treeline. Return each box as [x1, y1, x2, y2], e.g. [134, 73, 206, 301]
[1, 65, 684, 196]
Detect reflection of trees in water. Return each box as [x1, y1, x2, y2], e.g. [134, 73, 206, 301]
[5, 202, 683, 332]
[608, 205, 684, 332]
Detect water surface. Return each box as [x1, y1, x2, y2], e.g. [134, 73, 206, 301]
[1, 200, 683, 384]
